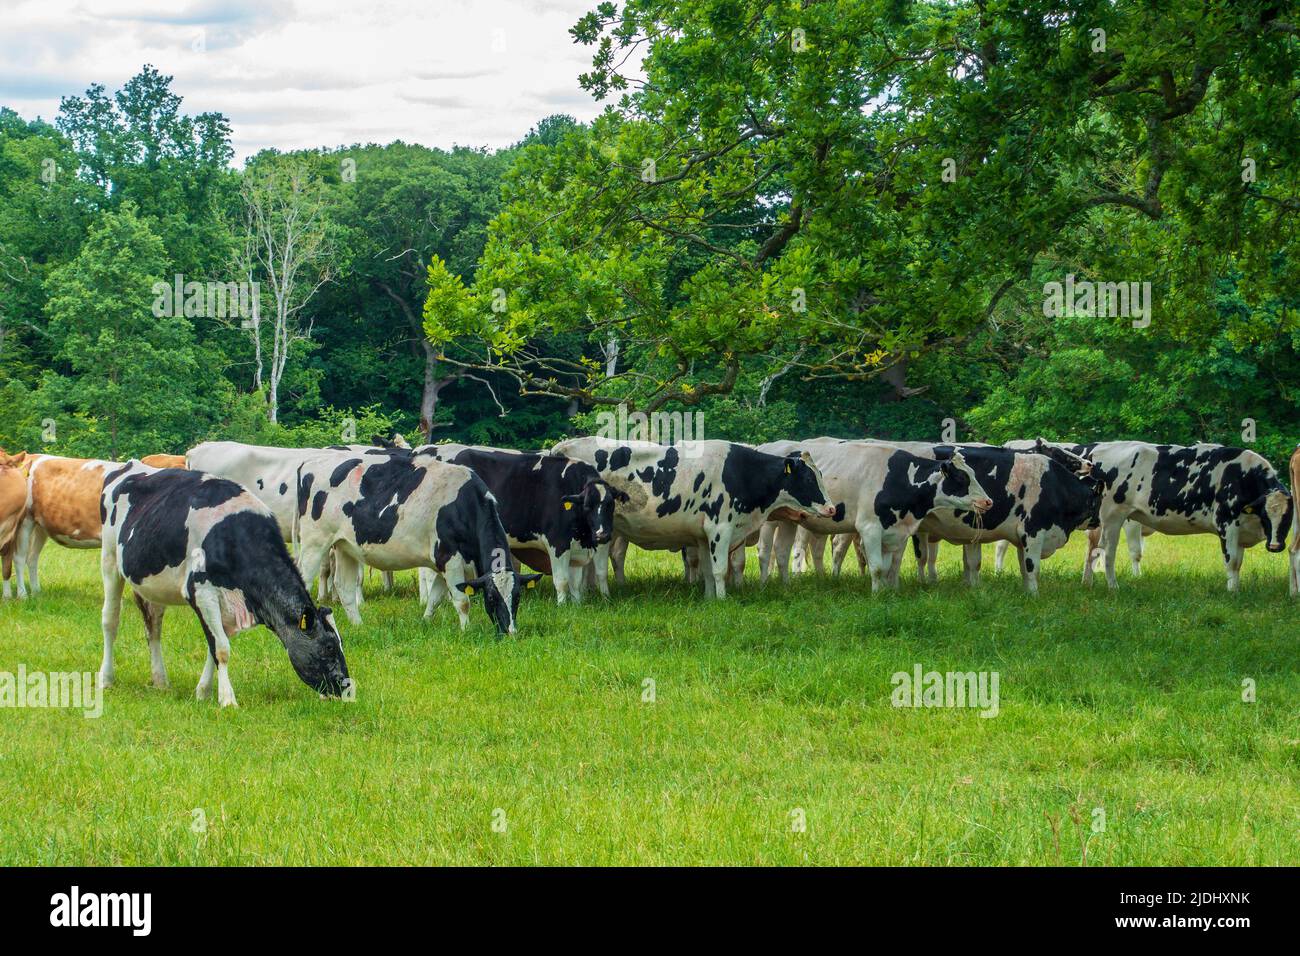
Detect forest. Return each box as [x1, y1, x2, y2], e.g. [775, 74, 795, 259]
[2, 1, 1298, 465]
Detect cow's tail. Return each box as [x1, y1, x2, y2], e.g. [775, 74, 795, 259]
[291, 463, 302, 558]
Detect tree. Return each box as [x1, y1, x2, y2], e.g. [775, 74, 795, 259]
[426, 0, 1300, 413]
[237, 158, 335, 423]
[40, 203, 207, 458]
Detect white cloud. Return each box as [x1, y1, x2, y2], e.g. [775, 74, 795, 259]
[1, 0, 627, 163]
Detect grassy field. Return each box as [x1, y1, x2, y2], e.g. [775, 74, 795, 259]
[0, 533, 1297, 866]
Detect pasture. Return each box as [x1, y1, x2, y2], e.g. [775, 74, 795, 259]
[0, 534, 1296, 866]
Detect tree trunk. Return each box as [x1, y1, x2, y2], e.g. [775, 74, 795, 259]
[420, 342, 439, 440]
[880, 353, 908, 403]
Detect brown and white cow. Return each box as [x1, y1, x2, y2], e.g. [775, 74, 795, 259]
[1, 452, 29, 599]
[11, 455, 123, 597]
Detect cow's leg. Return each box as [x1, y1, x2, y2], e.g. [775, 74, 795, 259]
[421, 568, 448, 619]
[332, 550, 363, 624]
[1124, 520, 1144, 576]
[297, 544, 329, 613]
[829, 533, 851, 577]
[610, 535, 628, 585]
[592, 541, 611, 598]
[18, 520, 47, 597]
[813, 534, 829, 575]
[1, 539, 11, 598]
[551, 547, 573, 604]
[1094, 514, 1125, 590]
[191, 586, 237, 708]
[1081, 525, 1104, 584]
[1221, 526, 1244, 593]
[132, 591, 169, 689]
[770, 522, 796, 584]
[706, 529, 733, 599]
[886, 545, 904, 587]
[728, 543, 746, 589]
[381, 571, 394, 592]
[963, 542, 983, 587]
[98, 553, 125, 689]
[853, 535, 867, 575]
[442, 557, 473, 628]
[680, 546, 700, 584]
[1290, 545, 1300, 598]
[858, 524, 890, 592]
[994, 539, 1009, 573]
[757, 522, 775, 583]
[1020, 536, 1043, 596]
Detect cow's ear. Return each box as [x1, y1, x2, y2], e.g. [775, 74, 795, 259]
[520, 573, 543, 590]
[456, 576, 487, 595]
[561, 493, 582, 511]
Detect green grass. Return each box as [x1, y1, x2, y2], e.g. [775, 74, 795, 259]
[0, 534, 1297, 866]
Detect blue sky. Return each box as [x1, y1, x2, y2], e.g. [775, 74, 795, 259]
[1, 0, 612, 163]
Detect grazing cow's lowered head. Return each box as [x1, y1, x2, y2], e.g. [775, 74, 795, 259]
[455, 567, 543, 635]
[932, 452, 994, 514]
[274, 601, 352, 697]
[566, 479, 628, 546]
[776, 452, 837, 519]
[1033, 439, 1106, 528]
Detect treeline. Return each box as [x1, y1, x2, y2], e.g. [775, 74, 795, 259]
[3, 0, 1300, 467]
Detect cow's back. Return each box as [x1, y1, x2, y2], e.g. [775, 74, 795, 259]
[29, 455, 115, 545]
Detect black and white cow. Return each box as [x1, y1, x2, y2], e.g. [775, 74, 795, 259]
[99, 464, 352, 707]
[293, 450, 541, 632]
[829, 440, 1103, 593]
[550, 437, 835, 598]
[756, 439, 993, 592]
[1028, 441, 1292, 591]
[425, 444, 627, 603]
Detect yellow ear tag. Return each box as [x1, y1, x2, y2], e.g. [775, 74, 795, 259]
[526, 579, 536, 589]
[785, 463, 792, 474]
[464, 585, 474, 595]
[1244, 506, 1254, 514]
[563, 501, 573, 510]
[299, 613, 309, 630]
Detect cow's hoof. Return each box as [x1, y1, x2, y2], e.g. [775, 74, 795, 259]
[195, 684, 213, 701]
[151, 676, 171, 690]
[219, 694, 238, 708]
[97, 672, 114, 690]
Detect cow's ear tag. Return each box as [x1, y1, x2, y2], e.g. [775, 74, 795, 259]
[785, 462, 792, 475]
[526, 579, 536, 589]
[1244, 506, 1254, 514]
[563, 501, 573, 510]
[465, 585, 475, 596]
[299, 613, 309, 630]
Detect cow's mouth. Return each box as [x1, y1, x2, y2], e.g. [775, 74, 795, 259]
[971, 498, 993, 514]
[1267, 542, 1285, 553]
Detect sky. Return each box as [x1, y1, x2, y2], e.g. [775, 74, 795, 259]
[0, 0, 613, 165]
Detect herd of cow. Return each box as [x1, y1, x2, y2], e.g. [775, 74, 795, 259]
[0, 434, 1296, 707]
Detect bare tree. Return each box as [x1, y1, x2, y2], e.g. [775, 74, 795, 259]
[237, 163, 333, 423]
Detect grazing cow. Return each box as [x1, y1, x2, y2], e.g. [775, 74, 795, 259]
[12, 455, 123, 597]
[293, 450, 541, 632]
[1, 453, 29, 598]
[99, 463, 352, 707]
[551, 437, 835, 598]
[1045, 441, 1292, 591]
[756, 439, 993, 592]
[425, 444, 627, 603]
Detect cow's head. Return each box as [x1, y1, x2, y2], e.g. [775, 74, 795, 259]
[457, 569, 544, 635]
[278, 605, 353, 699]
[1243, 483, 1293, 553]
[566, 479, 628, 547]
[933, 452, 993, 514]
[776, 451, 837, 518]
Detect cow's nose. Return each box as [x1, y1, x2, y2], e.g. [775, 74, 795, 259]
[1268, 542, 1285, 553]
[595, 530, 611, 543]
[975, 498, 993, 513]
[507, 624, 517, 635]
[821, 505, 836, 517]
